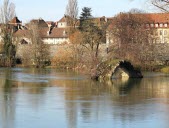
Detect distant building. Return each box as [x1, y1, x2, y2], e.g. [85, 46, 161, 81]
[41, 27, 69, 45]
[106, 13, 169, 62]
[107, 13, 169, 45]
[28, 18, 48, 28]
[14, 17, 69, 45]
[57, 15, 68, 28]
[9, 16, 22, 32]
[144, 13, 169, 44]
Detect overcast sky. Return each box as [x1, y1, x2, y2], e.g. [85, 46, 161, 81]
[12, 0, 149, 23]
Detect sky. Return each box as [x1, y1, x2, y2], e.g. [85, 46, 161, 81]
[11, 0, 150, 23]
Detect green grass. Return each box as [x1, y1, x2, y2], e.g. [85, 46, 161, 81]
[161, 66, 169, 73]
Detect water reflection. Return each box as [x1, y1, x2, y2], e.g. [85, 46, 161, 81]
[0, 69, 168, 128]
[0, 69, 16, 128]
[51, 75, 169, 128]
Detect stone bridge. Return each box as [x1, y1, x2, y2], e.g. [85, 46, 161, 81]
[94, 60, 143, 80]
[110, 61, 143, 79]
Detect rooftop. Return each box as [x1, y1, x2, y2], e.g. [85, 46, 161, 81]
[9, 17, 22, 24]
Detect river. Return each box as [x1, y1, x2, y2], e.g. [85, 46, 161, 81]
[0, 68, 169, 128]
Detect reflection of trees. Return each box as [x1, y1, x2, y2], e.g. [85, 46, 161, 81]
[0, 68, 48, 127]
[50, 76, 169, 128]
[0, 68, 169, 127]
[0, 69, 16, 128]
[108, 77, 169, 127]
[112, 79, 142, 95]
[109, 77, 169, 104]
[56, 79, 102, 128]
[58, 79, 115, 128]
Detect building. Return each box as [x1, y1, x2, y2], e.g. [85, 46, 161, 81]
[107, 13, 169, 45]
[106, 13, 169, 63]
[14, 17, 69, 45]
[144, 13, 169, 44]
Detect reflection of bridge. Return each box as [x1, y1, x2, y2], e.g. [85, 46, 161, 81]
[111, 61, 143, 79]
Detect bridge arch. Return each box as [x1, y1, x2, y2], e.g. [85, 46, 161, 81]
[111, 61, 143, 79]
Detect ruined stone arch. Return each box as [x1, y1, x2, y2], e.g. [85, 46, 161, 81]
[111, 61, 143, 79]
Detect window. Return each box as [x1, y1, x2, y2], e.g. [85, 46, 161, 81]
[164, 30, 167, 35]
[160, 30, 163, 35]
[164, 23, 168, 27]
[150, 24, 154, 27]
[155, 23, 159, 27]
[160, 23, 163, 27]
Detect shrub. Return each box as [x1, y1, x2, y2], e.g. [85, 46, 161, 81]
[161, 66, 169, 73]
[51, 46, 75, 69]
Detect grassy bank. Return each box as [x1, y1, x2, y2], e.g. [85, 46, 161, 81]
[160, 66, 169, 74]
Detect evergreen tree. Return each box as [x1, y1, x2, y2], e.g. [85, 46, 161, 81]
[79, 7, 104, 60]
[80, 7, 92, 20]
[79, 7, 93, 31]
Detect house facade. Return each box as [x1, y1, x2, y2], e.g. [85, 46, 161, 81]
[9, 13, 169, 62]
[106, 13, 169, 45]
[13, 18, 69, 45]
[144, 13, 169, 44]
[57, 16, 67, 28]
[106, 13, 169, 63]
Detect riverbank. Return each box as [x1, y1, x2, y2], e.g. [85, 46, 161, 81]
[15, 61, 169, 76]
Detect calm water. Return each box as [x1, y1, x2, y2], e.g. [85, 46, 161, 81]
[0, 68, 169, 128]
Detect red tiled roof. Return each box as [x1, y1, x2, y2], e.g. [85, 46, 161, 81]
[144, 13, 169, 23]
[9, 17, 21, 24]
[39, 27, 50, 37]
[40, 28, 68, 38]
[108, 13, 169, 30]
[13, 29, 30, 37]
[29, 18, 48, 27]
[58, 16, 66, 22]
[14, 27, 68, 39]
[119, 13, 169, 23]
[58, 15, 78, 23]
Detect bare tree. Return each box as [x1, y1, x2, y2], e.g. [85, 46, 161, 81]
[28, 23, 50, 68]
[66, 0, 78, 19]
[151, 0, 169, 12]
[51, 45, 75, 68]
[0, 0, 15, 23]
[0, 0, 16, 67]
[108, 12, 154, 67]
[71, 7, 108, 78]
[65, 0, 78, 29]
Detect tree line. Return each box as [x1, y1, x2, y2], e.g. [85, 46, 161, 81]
[52, 0, 169, 75]
[0, 0, 168, 73]
[0, 0, 50, 68]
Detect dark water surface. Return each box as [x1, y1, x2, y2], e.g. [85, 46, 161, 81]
[0, 68, 169, 128]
